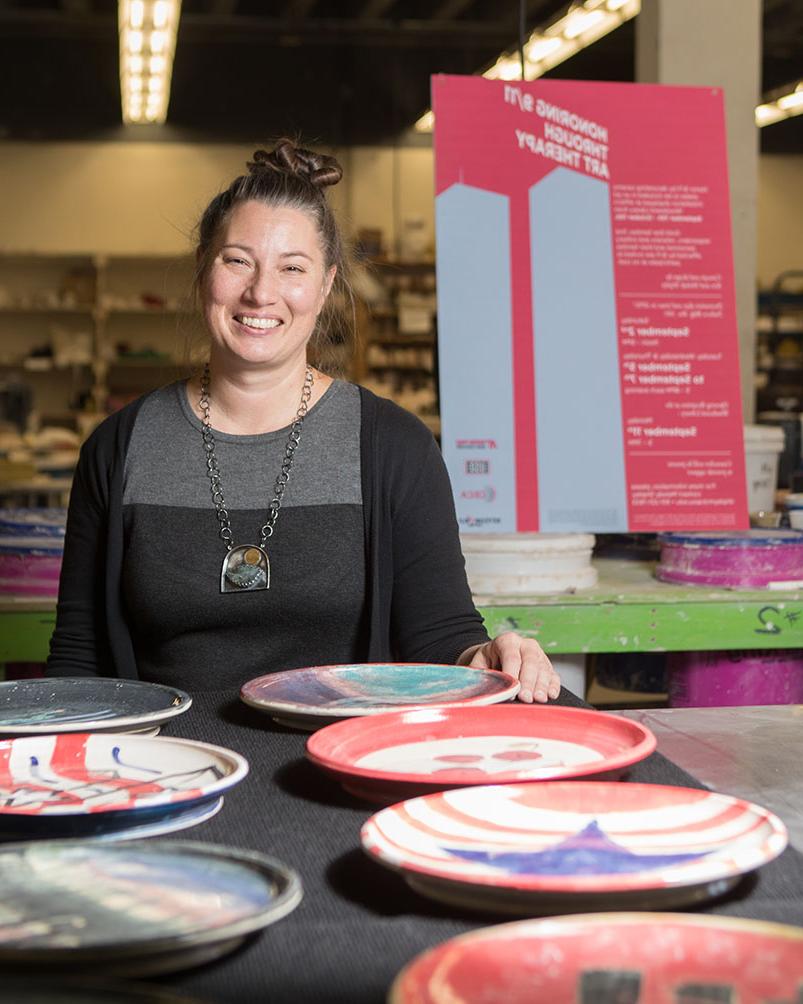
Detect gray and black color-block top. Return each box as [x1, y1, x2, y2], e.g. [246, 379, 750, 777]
[47, 380, 489, 691]
[121, 380, 364, 690]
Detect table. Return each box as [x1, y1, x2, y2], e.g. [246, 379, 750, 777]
[5, 558, 803, 667]
[478, 557, 803, 654]
[136, 689, 803, 1004]
[617, 704, 803, 851]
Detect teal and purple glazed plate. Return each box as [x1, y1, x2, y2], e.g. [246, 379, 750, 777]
[240, 663, 520, 730]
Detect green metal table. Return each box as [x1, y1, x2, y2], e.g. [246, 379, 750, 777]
[3, 558, 803, 670]
[477, 558, 803, 654]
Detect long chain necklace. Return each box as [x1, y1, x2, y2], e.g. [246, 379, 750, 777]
[199, 363, 314, 593]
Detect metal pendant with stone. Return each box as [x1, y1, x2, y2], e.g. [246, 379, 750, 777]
[220, 544, 270, 593]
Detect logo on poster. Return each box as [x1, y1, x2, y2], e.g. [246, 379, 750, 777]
[460, 485, 496, 503]
[465, 459, 490, 475]
[460, 515, 502, 528]
[456, 439, 497, 450]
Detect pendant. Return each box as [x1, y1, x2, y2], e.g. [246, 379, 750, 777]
[220, 545, 270, 593]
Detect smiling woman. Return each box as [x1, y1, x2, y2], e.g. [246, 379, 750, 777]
[46, 138, 560, 705]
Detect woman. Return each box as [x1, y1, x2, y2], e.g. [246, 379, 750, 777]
[48, 140, 560, 704]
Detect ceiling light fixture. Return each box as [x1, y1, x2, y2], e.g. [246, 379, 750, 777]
[119, 0, 181, 124]
[416, 0, 640, 131]
[756, 82, 803, 126]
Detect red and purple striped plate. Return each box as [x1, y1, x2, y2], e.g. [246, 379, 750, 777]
[362, 780, 787, 913]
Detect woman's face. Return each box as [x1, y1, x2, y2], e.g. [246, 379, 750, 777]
[203, 199, 335, 373]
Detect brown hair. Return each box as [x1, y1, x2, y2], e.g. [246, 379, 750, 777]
[191, 138, 354, 374]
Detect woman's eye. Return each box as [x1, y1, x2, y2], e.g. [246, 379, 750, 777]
[223, 256, 248, 266]
[284, 264, 304, 273]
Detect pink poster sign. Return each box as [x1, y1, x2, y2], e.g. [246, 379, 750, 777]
[433, 75, 748, 534]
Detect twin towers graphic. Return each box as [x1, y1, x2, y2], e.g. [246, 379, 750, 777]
[437, 169, 627, 534]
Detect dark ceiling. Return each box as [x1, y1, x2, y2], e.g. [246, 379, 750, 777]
[0, 0, 801, 152]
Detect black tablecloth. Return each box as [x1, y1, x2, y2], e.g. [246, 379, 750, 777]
[154, 689, 803, 1003]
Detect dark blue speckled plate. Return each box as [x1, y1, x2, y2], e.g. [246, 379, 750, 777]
[0, 678, 192, 737]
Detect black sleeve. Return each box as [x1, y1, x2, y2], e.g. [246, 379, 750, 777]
[389, 427, 490, 665]
[46, 435, 112, 677]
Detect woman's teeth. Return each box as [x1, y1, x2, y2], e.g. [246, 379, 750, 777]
[239, 316, 281, 330]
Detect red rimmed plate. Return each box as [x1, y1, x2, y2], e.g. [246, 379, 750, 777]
[388, 912, 803, 1004]
[240, 663, 520, 730]
[0, 732, 248, 838]
[361, 781, 788, 914]
[306, 705, 656, 802]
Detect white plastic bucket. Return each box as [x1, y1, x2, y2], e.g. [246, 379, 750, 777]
[743, 424, 784, 513]
[460, 533, 597, 595]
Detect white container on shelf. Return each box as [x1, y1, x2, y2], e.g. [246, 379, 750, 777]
[460, 532, 597, 595]
[743, 424, 785, 512]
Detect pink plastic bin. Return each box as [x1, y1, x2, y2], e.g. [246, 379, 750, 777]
[667, 649, 803, 707]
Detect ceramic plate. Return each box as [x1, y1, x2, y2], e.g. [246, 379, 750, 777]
[0, 732, 248, 826]
[388, 912, 803, 1003]
[0, 678, 192, 737]
[241, 663, 520, 729]
[0, 840, 302, 974]
[0, 795, 224, 843]
[362, 781, 787, 914]
[306, 705, 656, 802]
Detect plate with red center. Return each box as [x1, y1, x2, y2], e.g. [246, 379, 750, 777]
[0, 732, 248, 840]
[361, 781, 787, 914]
[306, 705, 656, 802]
[388, 913, 803, 1004]
[241, 663, 520, 730]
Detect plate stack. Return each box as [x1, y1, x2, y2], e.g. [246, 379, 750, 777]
[0, 507, 66, 597]
[460, 533, 597, 596]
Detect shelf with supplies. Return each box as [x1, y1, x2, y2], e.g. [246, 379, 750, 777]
[0, 252, 194, 429]
[358, 257, 440, 435]
[755, 271, 803, 414]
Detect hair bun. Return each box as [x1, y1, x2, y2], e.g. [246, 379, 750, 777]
[247, 140, 343, 189]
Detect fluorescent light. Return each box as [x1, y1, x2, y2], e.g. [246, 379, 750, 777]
[414, 109, 435, 133]
[126, 30, 143, 53]
[129, 1, 145, 28]
[778, 89, 803, 111]
[756, 82, 803, 127]
[525, 36, 562, 63]
[755, 103, 786, 126]
[153, 1, 170, 28]
[562, 9, 606, 38]
[415, 0, 640, 132]
[118, 0, 182, 124]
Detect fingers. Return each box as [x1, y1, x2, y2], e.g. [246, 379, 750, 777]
[468, 632, 561, 704]
[517, 645, 561, 703]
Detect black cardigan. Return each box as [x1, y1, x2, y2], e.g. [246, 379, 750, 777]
[47, 386, 489, 680]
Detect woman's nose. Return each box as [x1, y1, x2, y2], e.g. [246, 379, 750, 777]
[244, 268, 277, 304]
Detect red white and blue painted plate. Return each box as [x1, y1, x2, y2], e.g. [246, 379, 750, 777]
[241, 663, 520, 730]
[0, 732, 248, 822]
[361, 781, 787, 913]
[389, 912, 803, 1004]
[306, 705, 656, 802]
